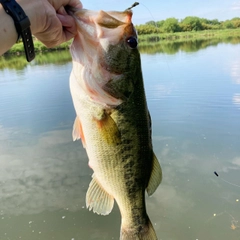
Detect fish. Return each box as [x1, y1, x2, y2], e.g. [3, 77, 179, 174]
[69, 6, 162, 240]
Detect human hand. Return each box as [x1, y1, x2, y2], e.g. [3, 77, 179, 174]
[18, 0, 82, 47]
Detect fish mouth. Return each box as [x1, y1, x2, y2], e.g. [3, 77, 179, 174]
[68, 8, 133, 42]
[68, 8, 137, 107]
[69, 8, 137, 74]
[68, 7, 133, 25]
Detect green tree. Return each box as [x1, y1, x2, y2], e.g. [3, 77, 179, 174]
[162, 18, 180, 33]
[156, 20, 165, 28]
[200, 18, 209, 25]
[181, 16, 203, 31]
[231, 18, 240, 28]
[145, 21, 157, 26]
[135, 24, 159, 35]
[200, 18, 221, 30]
[233, 20, 240, 28]
[210, 19, 221, 25]
[222, 20, 234, 29]
[231, 17, 240, 21]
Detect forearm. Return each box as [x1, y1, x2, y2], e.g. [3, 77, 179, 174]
[0, 4, 18, 55]
[0, 0, 82, 56]
[0, 0, 40, 56]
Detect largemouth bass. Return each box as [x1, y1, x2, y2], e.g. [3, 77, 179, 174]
[69, 6, 162, 240]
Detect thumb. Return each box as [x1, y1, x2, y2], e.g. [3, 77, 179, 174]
[57, 13, 77, 40]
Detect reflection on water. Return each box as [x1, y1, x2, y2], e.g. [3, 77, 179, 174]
[230, 60, 240, 108]
[233, 94, 240, 107]
[139, 36, 240, 54]
[231, 60, 240, 85]
[1, 37, 240, 70]
[0, 41, 240, 240]
[0, 51, 72, 71]
[0, 128, 87, 215]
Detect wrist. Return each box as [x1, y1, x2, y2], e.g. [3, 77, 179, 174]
[0, 3, 18, 55]
[0, 0, 35, 61]
[16, 0, 43, 34]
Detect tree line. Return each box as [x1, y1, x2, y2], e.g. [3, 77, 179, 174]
[136, 17, 240, 34]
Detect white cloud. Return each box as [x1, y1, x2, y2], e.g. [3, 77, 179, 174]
[232, 157, 240, 167]
[0, 126, 91, 215]
[233, 93, 240, 107]
[231, 2, 240, 10]
[231, 60, 240, 85]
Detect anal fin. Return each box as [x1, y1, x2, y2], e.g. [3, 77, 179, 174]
[86, 174, 114, 215]
[146, 152, 162, 196]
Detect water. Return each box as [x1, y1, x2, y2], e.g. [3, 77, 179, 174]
[0, 40, 240, 240]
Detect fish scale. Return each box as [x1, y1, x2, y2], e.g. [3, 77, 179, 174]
[69, 6, 162, 240]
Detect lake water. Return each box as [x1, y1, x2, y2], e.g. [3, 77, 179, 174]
[0, 39, 240, 240]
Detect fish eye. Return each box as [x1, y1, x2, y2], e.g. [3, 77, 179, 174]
[126, 37, 138, 49]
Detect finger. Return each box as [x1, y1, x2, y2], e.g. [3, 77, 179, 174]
[49, 0, 82, 11]
[58, 6, 67, 15]
[57, 14, 77, 41]
[69, 0, 82, 9]
[57, 13, 74, 28]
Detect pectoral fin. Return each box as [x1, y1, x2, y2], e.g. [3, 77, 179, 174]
[86, 174, 114, 215]
[72, 116, 86, 148]
[146, 153, 162, 196]
[94, 112, 121, 145]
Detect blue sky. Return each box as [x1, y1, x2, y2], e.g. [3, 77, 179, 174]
[82, 0, 240, 24]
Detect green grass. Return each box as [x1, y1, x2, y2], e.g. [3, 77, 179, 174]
[138, 29, 240, 43]
[2, 34, 240, 70]
[3, 29, 240, 56]
[3, 29, 240, 59]
[6, 40, 72, 55]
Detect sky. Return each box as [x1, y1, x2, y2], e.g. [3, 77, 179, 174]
[82, 0, 240, 24]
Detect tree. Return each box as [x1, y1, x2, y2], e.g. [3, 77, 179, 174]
[162, 18, 180, 33]
[222, 20, 234, 29]
[156, 20, 165, 28]
[210, 19, 220, 25]
[181, 16, 203, 31]
[231, 18, 240, 28]
[199, 18, 221, 30]
[233, 20, 240, 28]
[137, 15, 240, 35]
[135, 24, 160, 35]
[231, 17, 240, 21]
[145, 21, 157, 26]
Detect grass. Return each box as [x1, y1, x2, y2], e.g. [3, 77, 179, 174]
[3, 29, 240, 56]
[5, 40, 72, 55]
[2, 33, 240, 70]
[138, 29, 240, 43]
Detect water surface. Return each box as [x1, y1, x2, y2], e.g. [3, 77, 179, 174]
[0, 40, 240, 240]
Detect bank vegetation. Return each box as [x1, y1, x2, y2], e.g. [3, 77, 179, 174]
[4, 16, 240, 55]
[136, 16, 240, 34]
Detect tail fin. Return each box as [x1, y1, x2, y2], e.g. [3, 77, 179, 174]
[120, 218, 158, 240]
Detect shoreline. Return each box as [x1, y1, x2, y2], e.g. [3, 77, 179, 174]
[138, 29, 240, 42]
[3, 29, 240, 55]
